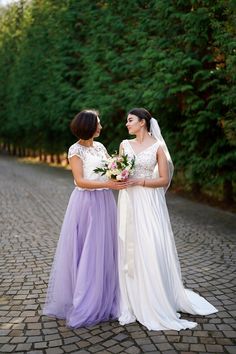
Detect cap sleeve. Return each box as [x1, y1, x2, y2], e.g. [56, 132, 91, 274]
[68, 143, 82, 159]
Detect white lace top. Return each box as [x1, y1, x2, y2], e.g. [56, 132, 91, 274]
[68, 141, 109, 190]
[121, 139, 160, 179]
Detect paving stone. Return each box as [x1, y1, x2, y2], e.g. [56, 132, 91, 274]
[140, 344, 157, 352]
[173, 343, 190, 351]
[190, 344, 206, 352]
[135, 338, 152, 345]
[151, 335, 167, 343]
[100, 331, 113, 339]
[200, 336, 216, 344]
[43, 321, 58, 328]
[27, 323, 42, 330]
[121, 340, 134, 348]
[0, 336, 11, 344]
[26, 336, 44, 343]
[203, 324, 218, 331]
[89, 344, 104, 353]
[34, 342, 48, 349]
[113, 333, 128, 341]
[10, 337, 27, 344]
[192, 330, 209, 337]
[108, 344, 124, 353]
[130, 331, 147, 339]
[0, 329, 11, 337]
[76, 341, 90, 348]
[216, 338, 234, 345]
[62, 344, 79, 352]
[48, 339, 63, 347]
[225, 346, 236, 354]
[103, 339, 117, 347]
[46, 348, 64, 354]
[0, 344, 17, 353]
[125, 346, 141, 354]
[205, 344, 224, 352]
[223, 331, 236, 338]
[44, 334, 61, 341]
[63, 336, 80, 345]
[182, 336, 198, 343]
[25, 330, 41, 336]
[15, 343, 32, 351]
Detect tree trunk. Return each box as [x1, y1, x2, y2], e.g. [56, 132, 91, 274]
[56, 154, 61, 164]
[191, 182, 201, 196]
[50, 154, 54, 163]
[12, 144, 17, 156]
[223, 179, 233, 203]
[39, 149, 43, 161]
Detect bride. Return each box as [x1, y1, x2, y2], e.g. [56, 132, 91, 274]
[118, 107, 217, 331]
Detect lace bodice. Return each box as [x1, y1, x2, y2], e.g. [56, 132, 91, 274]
[122, 140, 160, 179]
[68, 141, 108, 189]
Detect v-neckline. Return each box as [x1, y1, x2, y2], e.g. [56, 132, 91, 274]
[127, 140, 159, 156]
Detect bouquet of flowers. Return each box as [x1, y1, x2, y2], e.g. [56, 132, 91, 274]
[94, 154, 135, 181]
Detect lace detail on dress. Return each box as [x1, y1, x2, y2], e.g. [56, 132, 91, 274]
[68, 141, 107, 160]
[122, 140, 159, 179]
[67, 141, 109, 189]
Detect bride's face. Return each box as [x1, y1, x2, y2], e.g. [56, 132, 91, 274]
[126, 114, 143, 135]
[93, 117, 102, 138]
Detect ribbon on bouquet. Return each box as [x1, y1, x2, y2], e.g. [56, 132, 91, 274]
[118, 189, 135, 278]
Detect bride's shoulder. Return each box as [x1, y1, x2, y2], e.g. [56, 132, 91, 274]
[121, 139, 134, 146]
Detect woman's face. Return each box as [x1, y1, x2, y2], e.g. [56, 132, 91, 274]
[93, 117, 102, 137]
[126, 114, 143, 135]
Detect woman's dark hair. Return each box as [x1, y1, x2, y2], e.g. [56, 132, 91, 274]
[128, 108, 152, 132]
[70, 110, 98, 140]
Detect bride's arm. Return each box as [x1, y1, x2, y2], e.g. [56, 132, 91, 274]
[130, 147, 169, 188]
[69, 155, 128, 190]
[119, 142, 124, 156]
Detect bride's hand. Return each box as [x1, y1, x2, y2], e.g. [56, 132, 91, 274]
[127, 178, 145, 187]
[106, 179, 129, 190]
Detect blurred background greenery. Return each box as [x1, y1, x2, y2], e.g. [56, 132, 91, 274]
[0, 0, 235, 204]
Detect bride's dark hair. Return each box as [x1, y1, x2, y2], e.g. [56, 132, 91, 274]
[128, 108, 152, 132]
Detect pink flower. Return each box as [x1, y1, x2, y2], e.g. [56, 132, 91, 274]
[121, 169, 129, 179]
[108, 162, 117, 169]
[111, 162, 117, 169]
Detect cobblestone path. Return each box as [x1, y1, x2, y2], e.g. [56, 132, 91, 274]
[0, 156, 235, 354]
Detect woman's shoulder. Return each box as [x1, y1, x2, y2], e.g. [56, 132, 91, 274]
[94, 141, 107, 151]
[68, 142, 82, 159]
[94, 141, 105, 148]
[68, 141, 79, 152]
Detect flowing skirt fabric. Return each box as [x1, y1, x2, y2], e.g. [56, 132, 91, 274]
[43, 189, 119, 328]
[118, 187, 217, 331]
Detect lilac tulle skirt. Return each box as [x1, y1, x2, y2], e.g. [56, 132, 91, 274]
[43, 188, 119, 328]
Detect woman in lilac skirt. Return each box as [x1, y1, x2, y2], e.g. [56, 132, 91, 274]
[43, 110, 128, 328]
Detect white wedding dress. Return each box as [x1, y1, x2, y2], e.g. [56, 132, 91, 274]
[118, 140, 218, 331]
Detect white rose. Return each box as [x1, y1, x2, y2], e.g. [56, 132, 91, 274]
[106, 170, 112, 178]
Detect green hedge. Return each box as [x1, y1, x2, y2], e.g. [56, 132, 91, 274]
[0, 0, 235, 201]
